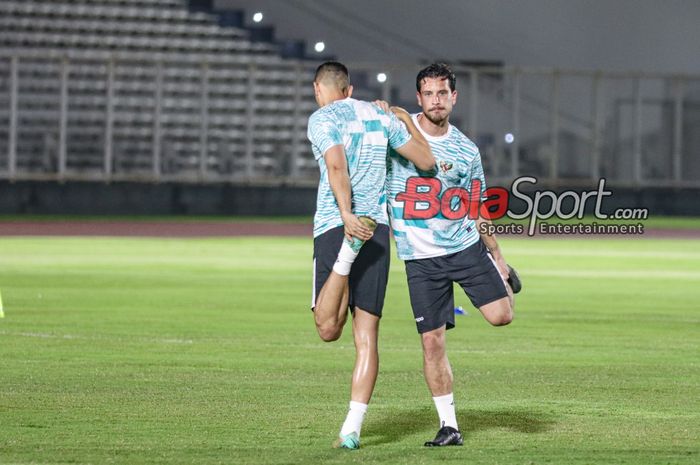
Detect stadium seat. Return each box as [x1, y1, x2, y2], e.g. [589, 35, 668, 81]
[0, 0, 318, 180]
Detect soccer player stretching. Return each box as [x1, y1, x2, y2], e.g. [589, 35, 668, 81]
[307, 62, 434, 449]
[379, 63, 521, 446]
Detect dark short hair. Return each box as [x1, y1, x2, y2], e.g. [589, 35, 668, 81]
[314, 61, 350, 90]
[416, 63, 456, 92]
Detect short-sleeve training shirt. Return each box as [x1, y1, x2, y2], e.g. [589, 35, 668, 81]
[308, 97, 411, 237]
[387, 114, 486, 260]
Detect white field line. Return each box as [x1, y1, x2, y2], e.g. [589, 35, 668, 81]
[524, 269, 700, 280]
[507, 248, 700, 260]
[0, 330, 192, 344]
[3, 334, 698, 353]
[3, 248, 699, 264]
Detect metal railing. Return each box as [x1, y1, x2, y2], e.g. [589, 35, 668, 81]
[350, 62, 700, 188]
[1, 51, 699, 187]
[0, 50, 319, 184]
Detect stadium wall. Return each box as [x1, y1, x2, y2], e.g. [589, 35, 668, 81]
[0, 181, 317, 216]
[0, 181, 699, 217]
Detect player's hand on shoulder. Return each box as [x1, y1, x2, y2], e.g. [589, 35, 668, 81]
[372, 100, 391, 114]
[340, 211, 374, 242]
[389, 105, 411, 122]
[373, 100, 410, 123]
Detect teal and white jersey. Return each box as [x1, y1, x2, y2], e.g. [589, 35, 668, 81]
[387, 114, 486, 261]
[308, 97, 411, 238]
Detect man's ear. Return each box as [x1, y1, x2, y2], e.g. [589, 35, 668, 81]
[345, 85, 354, 98]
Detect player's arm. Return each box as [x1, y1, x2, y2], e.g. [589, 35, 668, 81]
[471, 151, 510, 279]
[323, 145, 373, 241]
[477, 216, 509, 279]
[374, 100, 435, 172]
[391, 107, 435, 171]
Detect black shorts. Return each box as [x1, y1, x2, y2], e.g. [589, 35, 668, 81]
[311, 224, 390, 318]
[405, 239, 508, 333]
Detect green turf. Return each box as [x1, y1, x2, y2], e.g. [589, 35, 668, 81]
[0, 237, 698, 464]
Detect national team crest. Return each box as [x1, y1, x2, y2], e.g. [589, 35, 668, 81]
[439, 160, 453, 174]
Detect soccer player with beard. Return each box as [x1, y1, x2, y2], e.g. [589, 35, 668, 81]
[377, 63, 521, 446]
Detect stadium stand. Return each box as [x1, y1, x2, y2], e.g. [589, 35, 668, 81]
[0, 0, 320, 181]
[3, 0, 697, 190]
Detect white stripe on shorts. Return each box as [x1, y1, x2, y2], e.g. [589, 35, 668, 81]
[311, 257, 317, 309]
[486, 252, 509, 292]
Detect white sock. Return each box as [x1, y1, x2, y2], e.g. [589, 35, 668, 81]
[433, 393, 458, 429]
[340, 401, 368, 436]
[332, 239, 360, 276]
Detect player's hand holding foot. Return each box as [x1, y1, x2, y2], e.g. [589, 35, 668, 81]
[340, 211, 374, 243]
[333, 213, 377, 276]
[506, 264, 522, 294]
[491, 250, 510, 282]
[490, 247, 522, 294]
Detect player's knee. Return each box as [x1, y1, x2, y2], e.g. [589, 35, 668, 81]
[316, 323, 342, 342]
[489, 308, 513, 326]
[421, 330, 446, 357]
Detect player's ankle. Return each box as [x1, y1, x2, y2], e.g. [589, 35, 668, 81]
[333, 240, 360, 275]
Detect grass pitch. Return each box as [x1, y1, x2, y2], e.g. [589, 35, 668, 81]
[0, 236, 698, 464]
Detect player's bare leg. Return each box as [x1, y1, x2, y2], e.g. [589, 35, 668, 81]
[479, 285, 514, 327]
[314, 273, 350, 341]
[334, 307, 379, 449]
[421, 325, 463, 446]
[350, 308, 380, 403]
[479, 255, 518, 326]
[314, 216, 377, 342]
[421, 325, 453, 397]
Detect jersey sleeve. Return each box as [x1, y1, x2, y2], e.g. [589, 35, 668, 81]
[386, 111, 412, 149]
[307, 111, 343, 160]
